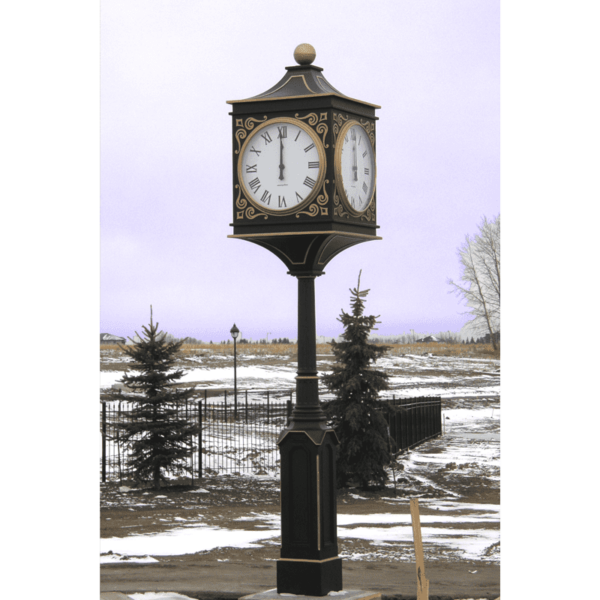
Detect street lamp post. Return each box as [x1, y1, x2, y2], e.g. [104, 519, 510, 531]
[230, 323, 239, 419]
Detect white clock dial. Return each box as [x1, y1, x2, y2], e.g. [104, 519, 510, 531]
[239, 118, 325, 214]
[336, 121, 376, 214]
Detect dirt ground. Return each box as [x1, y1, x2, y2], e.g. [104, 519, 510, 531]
[100, 346, 499, 598]
[100, 473, 499, 599]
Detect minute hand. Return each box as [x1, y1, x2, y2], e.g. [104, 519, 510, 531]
[352, 140, 358, 181]
[279, 137, 285, 180]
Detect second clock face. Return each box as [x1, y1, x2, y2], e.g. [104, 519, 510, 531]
[335, 120, 376, 214]
[238, 118, 326, 215]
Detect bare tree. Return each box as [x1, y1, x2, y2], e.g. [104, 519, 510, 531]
[448, 215, 500, 350]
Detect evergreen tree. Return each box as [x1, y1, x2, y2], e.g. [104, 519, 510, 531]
[322, 273, 392, 489]
[110, 308, 198, 489]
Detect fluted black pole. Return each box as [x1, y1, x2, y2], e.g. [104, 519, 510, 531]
[288, 275, 327, 431]
[277, 274, 342, 595]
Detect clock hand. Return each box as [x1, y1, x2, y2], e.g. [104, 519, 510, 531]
[279, 136, 285, 180]
[352, 138, 358, 181]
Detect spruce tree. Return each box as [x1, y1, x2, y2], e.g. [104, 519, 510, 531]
[322, 273, 392, 489]
[109, 308, 198, 489]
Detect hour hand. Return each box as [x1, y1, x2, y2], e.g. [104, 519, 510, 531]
[279, 137, 285, 180]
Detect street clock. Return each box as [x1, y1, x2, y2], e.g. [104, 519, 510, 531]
[228, 43, 381, 277]
[227, 44, 382, 596]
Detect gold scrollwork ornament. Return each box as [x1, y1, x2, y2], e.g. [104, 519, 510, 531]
[245, 116, 268, 130]
[295, 112, 328, 147]
[316, 180, 329, 206]
[245, 206, 269, 220]
[235, 185, 268, 220]
[234, 116, 268, 154]
[316, 122, 329, 148]
[295, 112, 319, 126]
[332, 113, 349, 145]
[234, 128, 247, 155]
[333, 187, 350, 219]
[295, 203, 320, 218]
[235, 185, 247, 211]
[296, 180, 329, 218]
[359, 118, 376, 145]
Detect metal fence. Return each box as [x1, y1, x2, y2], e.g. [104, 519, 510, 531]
[100, 390, 441, 482]
[100, 389, 293, 483]
[384, 396, 442, 452]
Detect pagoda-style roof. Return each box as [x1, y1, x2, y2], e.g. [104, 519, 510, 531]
[227, 44, 380, 108]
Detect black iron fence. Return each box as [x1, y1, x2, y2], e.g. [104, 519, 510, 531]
[100, 389, 293, 483]
[383, 396, 442, 452]
[100, 390, 441, 482]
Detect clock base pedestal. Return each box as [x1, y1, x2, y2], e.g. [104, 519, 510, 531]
[276, 558, 342, 596]
[241, 588, 381, 600]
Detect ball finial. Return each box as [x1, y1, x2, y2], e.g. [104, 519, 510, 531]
[294, 43, 316, 66]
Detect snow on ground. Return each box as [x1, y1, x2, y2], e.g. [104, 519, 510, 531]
[100, 505, 499, 564]
[100, 525, 280, 558]
[100, 553, 158, 564]
[226, 509, 500, 563]
[102, 408, 498, 480]
[101, 365, 298, 390]
[385, 382, 500, 398]
[100, 349, 500, 400]
[101, 407, 500, 564]
[128, 594, 198, 600]
[124, 593, 490, 600]
[101, 350, 500, 566]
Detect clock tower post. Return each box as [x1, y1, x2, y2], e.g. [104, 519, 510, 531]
[228, 44, 381, 596]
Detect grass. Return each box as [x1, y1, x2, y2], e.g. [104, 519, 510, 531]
[387, 342, 500, 359]
[101, 341, 499, 360]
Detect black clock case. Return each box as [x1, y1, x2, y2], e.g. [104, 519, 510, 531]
[230, 95, 379, 238]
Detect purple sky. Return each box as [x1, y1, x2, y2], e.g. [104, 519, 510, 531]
[101, 0, 500, 342]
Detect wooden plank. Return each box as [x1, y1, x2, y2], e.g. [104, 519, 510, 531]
[410, 498, 429, 600]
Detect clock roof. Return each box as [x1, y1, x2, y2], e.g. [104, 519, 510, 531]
[227, 44, 380, 109]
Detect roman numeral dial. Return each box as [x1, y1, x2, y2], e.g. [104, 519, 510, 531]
[334, 120, 376, 214]
[238, 117, 326, 214]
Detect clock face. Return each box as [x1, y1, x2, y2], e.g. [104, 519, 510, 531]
[335, 121, 376, 214]
[238, 118, 326, 215]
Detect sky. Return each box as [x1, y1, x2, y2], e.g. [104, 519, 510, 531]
[100, 0, 500, 342]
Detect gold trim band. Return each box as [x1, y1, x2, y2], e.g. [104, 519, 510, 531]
[277, 429, 327, 446]
[277, 556, 340, 563]
[317, 455, 321, 551]
[295, 375, 319, 380]
[252, 74, 313, 98]
[228, 231, 382, 240]
[227, 92, 381, 109]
